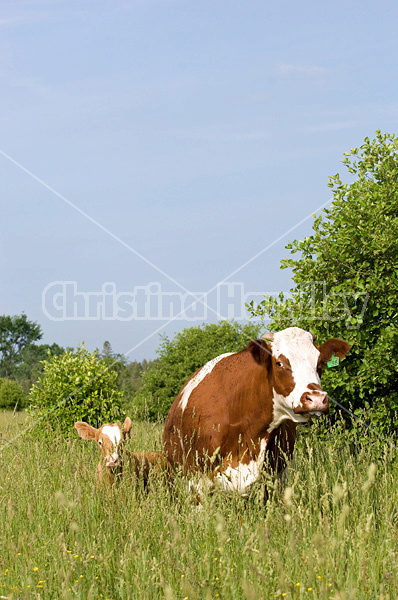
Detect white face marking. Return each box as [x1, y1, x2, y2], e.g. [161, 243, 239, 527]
[179, 353, 234, 413]
[101, 425, 122, 466]
[268, 327, 321, 432]
[102, 425, 122, 447]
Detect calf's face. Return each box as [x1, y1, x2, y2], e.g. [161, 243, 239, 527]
[263, 327, 350, 421]
[75, 417, 132, 468]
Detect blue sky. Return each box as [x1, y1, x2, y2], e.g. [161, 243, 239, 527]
[1, 0, 397, 360]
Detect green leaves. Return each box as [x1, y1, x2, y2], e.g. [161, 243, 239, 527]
[248, 132, 398, 436]
[28, 344, 124, 435]
[0, 313, 42, 378]
[0, 378, 27, 410]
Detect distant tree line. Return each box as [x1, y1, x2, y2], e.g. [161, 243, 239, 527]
[0, 313, 261, 425]
[25, 320, 262, 433]
[0, 314, 152, 412]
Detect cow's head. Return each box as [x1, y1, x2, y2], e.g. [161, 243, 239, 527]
[261, 327, 350, 424]
[75, 417, 132, 468]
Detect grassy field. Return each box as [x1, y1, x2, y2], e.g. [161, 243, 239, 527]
[0, 411, 397, 600]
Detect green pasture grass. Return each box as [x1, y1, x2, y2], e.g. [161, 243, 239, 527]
[0, 410, 27, 436]
[0, 415, 397, 599]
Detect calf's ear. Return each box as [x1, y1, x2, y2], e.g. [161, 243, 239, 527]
[75, 421, 98, 440]
[319, 338, 351, 363]
[122, 417, 132, 437]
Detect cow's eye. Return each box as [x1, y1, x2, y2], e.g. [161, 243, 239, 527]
[276, 361, 284, 368]
[98, 439, 103, 445]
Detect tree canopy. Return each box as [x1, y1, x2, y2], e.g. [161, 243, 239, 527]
[0, 314, 42, 378]
[248, 131, 398, 434]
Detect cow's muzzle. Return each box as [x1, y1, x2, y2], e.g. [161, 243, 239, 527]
[105, 455, 120, 468]
[294, 389, 329, 415]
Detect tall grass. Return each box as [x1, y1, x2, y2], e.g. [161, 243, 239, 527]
[0, 412, 397, 599]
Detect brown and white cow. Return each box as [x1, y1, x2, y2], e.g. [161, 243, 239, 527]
[75, 418, 165, 490]
[163, 326, 350, 494]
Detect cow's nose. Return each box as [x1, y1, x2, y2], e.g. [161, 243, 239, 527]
[305, 391, 328, 403]
[106, 453, 119, 467]
[294, 389, 329, 414]
[308, 391, 329, 413]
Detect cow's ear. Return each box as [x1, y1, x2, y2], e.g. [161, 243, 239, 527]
[247, 339, 272, 368]
[75, 421, 98, 440]
[319, 338, 351, 363]
[122, 417, 132, 437]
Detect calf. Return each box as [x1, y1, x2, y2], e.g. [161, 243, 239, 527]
[74, 418, 164, 490]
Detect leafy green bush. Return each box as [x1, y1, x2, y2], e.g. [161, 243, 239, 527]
[248, 131, 398, 435]
[28, 344, 124, 435]
[0, 378, 27, 410]
[132, 320, 262, 421]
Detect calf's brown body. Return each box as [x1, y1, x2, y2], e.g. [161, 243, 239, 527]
[75, 418, 165, 491]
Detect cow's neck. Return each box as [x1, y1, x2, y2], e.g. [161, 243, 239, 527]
[265, 420, 298, 474]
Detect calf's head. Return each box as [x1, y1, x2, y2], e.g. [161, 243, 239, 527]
[75, 417, 132, 468]
[262, 327, 350, 421]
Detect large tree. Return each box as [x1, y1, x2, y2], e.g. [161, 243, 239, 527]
[248, 131, 398, 434]
[0, 314, 42, 378]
